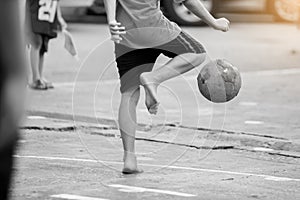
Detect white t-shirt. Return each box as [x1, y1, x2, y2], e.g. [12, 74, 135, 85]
[116, 0, 186, 48]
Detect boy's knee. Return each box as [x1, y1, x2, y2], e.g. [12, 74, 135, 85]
[192, 53, 206, 66]
[180, 53, 206, 67]
[122, 87, 140, 105]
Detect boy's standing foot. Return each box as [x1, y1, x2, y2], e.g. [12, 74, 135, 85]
[122, 151, 143, 174]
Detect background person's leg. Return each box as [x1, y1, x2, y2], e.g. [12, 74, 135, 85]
[29, 34, 46, 89]
[38, 37, 53, 88]
[38, 51, 45, 80]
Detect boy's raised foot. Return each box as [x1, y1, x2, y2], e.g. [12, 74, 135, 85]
[140, 72, 160, 115]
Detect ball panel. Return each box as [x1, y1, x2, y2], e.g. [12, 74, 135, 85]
[197, 59, 241, 103]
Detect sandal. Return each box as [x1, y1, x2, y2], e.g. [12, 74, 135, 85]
[30, 80, 48, 90]
[44, 81, 54, 89]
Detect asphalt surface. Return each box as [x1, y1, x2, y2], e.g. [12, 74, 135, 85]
[13, 22, 300, 199]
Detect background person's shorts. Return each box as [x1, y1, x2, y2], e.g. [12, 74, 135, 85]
[115, 31, 206, 93]
[28, 33, 51, 55]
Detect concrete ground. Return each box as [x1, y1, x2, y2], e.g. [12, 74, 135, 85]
[12, 22, 300, 199]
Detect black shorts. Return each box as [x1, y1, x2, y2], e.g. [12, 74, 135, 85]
[115, 31, 206, 93]
[26, 0, 60, 39]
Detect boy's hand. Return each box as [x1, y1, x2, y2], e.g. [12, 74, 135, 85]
[59, 19, 68, 31]
[57, 15, 68, 31]
[109, 21, 126, 43]
[213, 18, 230, 32]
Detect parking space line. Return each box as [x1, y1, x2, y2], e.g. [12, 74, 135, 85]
[50, 194, 109, 200]
[27, 116, 47, 120]
[239, 102, 258, 106]
[245, 68, 300, 76]
[108, 184, 196, 197]
[244, 120, 264, 125]
[14, 155, 300, 182]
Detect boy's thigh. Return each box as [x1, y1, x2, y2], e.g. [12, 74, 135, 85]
[115, 45, 160, 93]
[157, 31, 206, 58]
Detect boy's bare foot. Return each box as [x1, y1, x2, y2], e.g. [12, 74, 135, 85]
[122, 152, 143, 175]
[122, 168, 144, 175]
[140, 72, 160, 115]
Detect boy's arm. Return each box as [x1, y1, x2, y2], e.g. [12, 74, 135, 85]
[57, 4, 67, 30]
[179, 0, 230, 32]
[103, 0, 125, 43]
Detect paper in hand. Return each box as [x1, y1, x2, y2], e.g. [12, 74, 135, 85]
[63, 29, 79, 60]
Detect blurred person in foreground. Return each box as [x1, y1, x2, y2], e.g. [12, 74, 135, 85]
[26, 0, 67, 90]
[0, 0, 27, 199]
[104, 0, 229, 174]
[298, 0, 300, 28]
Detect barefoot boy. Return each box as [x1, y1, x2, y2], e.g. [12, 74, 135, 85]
[103, 0, 229, 174]
[26, 0, 67, 90]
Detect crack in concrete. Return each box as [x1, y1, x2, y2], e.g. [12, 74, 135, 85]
[135, 137, 235, 150]
[236, 147, 300, 159]
[20, 126, 77, 132]
[89, 131, 234, 150]
[160, 123, 288, 140]
[27, 111, 289, 141]
[21, 125, 300, 158]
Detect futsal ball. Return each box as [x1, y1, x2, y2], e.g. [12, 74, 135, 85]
[197, 59, 241, 103]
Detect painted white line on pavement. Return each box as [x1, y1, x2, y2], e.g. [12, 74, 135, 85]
[185, 68, 300, 81]
[253, 147, 274, 152]
[55, 80, 119, 87]
[108, 184, 196, 197]
[51, 194, 108, 200]
[244, 121, 264, 125]
[239, 102, 258, 106]
[14, 155, 300, 182]
[27, 116, 47, 120]
[245, 68, 300, 76]
[54, 68, 300, 88]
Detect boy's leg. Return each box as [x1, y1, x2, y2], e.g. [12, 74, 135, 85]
[119, 87, 143, 173]
[140, 31, 207, 113]
[115, 44, 159, 173]
[140, 52, 206, 113]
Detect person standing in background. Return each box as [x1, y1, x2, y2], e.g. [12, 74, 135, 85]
[26, 0, 67, 90]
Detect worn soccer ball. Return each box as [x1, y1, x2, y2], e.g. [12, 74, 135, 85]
[197, 59, 241, 103]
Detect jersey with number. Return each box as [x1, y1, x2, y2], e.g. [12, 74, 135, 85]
[27, 0, 60, 38]
[116, 0, 182, 48]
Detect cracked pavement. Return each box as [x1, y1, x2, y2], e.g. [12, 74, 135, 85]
[13, 23, 300, 199]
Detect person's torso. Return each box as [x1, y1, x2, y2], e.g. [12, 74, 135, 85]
[116, 0, 181, 48]
[27, 0, 60, 37]
[29, 0, 59, 24]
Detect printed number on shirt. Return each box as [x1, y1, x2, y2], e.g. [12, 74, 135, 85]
[38, 0, 58, 23]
